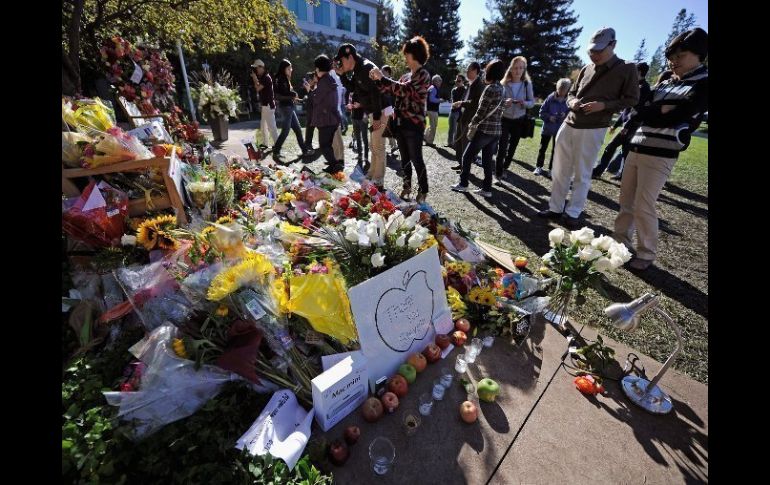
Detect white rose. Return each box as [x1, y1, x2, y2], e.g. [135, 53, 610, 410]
[371, 252, 386, 268]
[569, 227, 595, 245]
[578, 247, 603, 262]
[408, 231, 426, 249]
[121, 234, 137, 246]
[357, 220, 371, 247]
[548, 228, 566, 247]
[386, 210, 404, 234]
[594, 256, 613, 273]
[590, 235, 614, 252]
[344, 226, 359, 243]
[608, 242, 633, 263]
[542, 251, 554, 265]
[609, 254, 625, 269]
[396, 233, 407, 247]
[403, 210, 422, 229]
[366, 222, 380, 244]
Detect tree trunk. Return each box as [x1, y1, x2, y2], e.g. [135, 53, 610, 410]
[63, 0, 85, 95]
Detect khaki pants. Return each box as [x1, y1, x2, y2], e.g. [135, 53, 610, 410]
[425, 111, 439, 144]
[259, 105, 278, 146]
[367, 114, 387, 185]
[332, 126, 344, 162]
[613, 151, 677, 261]
[548, 123, 607, 218]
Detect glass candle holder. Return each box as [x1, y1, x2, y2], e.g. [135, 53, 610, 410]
[470, 337, 483, 355]
[440, 367, 453, 388]
[419, 393, 434, 416]
[403, 412, 421, 436]
[455, 354, 468, 373]
[369, 437, 395, 475]
[483, 335, 495, 348]
[432, 379, 446, 400]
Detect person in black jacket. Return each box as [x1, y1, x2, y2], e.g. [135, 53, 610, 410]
[452, 62, 484, 171]
[302, 71, 318, 152]
[592, 62, 653, 179]
[613, 28, 708, 270]
[310, 55, 342, 173]
[272, 59, 309, 163]
[334, 43, 386, 187]
[447, 74, 466, 148]
[347, 91, 369, 169]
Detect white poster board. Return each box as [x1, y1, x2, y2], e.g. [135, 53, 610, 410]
[348, 245, 453, 392]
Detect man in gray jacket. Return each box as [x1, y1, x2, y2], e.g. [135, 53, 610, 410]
[539, 27, 639, 228]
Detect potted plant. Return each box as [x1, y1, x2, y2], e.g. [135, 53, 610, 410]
[192, 67, 241, 142]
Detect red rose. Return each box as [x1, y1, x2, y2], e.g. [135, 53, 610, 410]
[368, 185, 379, 196]
[350, 191, 363, 203]
[344, 207, 358, 218]
[338, 197, 350, 210]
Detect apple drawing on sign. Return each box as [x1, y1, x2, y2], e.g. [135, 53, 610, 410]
[375, 270, 436, 352]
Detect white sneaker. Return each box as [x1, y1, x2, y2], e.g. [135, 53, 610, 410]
[533, 167, 543, 176]
[473, 188, 492, 198]
[450, 184, 469, 193]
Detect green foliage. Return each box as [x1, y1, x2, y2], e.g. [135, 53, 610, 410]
[573, 335, 616, 375]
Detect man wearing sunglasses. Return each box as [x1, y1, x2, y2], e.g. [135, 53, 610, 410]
[539, 27, 640, 229]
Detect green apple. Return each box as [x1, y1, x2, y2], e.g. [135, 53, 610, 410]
[477, 378, 500, 402]
[398, 364, 417, 384]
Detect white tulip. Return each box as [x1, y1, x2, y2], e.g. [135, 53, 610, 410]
[371, 252, 386, 268]
[542, 251, 554, 265]
[407, 231, 426, 249]
[609, 254, 625, 269]
[570, 227, 595, 245]
[548, 228, 566, 247]
[403, 210, 422, 229]
[396, 233, 407, 247]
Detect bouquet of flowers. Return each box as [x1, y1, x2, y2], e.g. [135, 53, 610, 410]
[540, 227, 632, 327]
[193, 68, 241, 122]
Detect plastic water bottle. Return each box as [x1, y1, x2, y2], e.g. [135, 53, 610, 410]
[504, 273, 554, 300]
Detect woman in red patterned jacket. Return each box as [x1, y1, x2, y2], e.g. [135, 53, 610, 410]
[370, 36, 432, 203]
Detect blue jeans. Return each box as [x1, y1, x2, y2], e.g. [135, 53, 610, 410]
[274, 105, 305, 154]
[447, 111, 461, 145]
[459, 132, 500, 191]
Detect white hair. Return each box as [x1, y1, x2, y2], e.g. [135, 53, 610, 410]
[431, 74, 442, 84]
[556, 78, 571, 91]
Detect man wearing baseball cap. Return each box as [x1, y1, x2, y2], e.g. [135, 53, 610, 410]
[334, 43, 387, 189]
[539, 27, 640, 229]
[250, 59, 278, 148]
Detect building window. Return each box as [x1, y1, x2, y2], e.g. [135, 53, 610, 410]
[286, 0, 307, 21]
[336, 5, 351, 31]
[313, 0, 330, 26]
[355, 11, 370, 36]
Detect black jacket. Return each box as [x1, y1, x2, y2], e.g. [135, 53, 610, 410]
[340, 57, 384, 120]
[460, 76, 485, 124]
[451, 85, 466, 113]
[274, 75, 298, 107]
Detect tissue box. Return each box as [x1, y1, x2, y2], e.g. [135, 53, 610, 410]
[311, 352, 368, 432]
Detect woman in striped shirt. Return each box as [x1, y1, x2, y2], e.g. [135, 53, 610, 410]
[370, 36, 432, 203]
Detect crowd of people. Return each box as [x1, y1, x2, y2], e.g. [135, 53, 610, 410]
[247, 26, 708, 271]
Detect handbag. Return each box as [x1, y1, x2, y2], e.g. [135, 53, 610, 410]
[519, 81, 536, 139]
[467, 93, 504, 141]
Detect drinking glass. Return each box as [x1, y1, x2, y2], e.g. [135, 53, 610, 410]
[369, 437, 395, 475]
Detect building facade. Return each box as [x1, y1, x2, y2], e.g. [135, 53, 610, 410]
[284, 0, 378, 47]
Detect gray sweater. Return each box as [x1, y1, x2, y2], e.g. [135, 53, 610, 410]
[501, 81, 534, 119]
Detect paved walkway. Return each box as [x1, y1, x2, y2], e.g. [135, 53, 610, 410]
[200, 121, 708, 484]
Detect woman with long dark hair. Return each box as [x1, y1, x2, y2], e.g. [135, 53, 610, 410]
[272, 58, 309, 163]
[369, 36, 432, 203]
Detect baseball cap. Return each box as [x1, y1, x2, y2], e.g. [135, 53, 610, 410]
[251, 59, 265, 68]
[588, 27, 616, 51]
[334, 43, 357, 61]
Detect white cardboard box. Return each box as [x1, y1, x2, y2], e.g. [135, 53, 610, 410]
[311, 352, 368, 432]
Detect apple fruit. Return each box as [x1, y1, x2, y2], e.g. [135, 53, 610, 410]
[455, 318, 471, 333]
[514, 256, 528, 269]
[422, 343, 442, 363]
[407, 353, 427, 373]
[398, 363, 417, 383]
[452, 330, 467, 346]
[460, 400, 478, 423]
[435, 333, 451, 350]
[344, 426, 360, 445]
[387, 374, 409, 398]
[381, 391, 400, 413]
[328, 439, 350, 466]
[361, 396, 384, 422]
[477, 378, 500, 402]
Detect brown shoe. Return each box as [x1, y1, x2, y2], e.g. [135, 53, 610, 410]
[400, 189, 411, 201]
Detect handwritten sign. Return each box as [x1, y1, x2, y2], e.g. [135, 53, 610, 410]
[235, 389, 314, 470]
[348, 246, 452, 392]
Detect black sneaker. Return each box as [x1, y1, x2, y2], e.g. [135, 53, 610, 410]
[562, 215, 581, 230]
[451, 165, 462, 171]
[537, 209, 563, 220]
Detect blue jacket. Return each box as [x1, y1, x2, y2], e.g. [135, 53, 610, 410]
[539, 92, 569, 136]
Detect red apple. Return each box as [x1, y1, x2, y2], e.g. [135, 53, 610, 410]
[407, 352, 427, 372]
[514, 256, 528, 269]
[452, 330, 468, 346]
[435, 334, 451, 350]
[422, 343, 442, 363]
[344, 425, 360, 445]
[381, 391, 400, 413]
[455, 318, 471, 333]
[361, 397, 384, 422]
[328, 439, 350, 466]
[387, 374, 409, 398]
[460, 400, 478, 423]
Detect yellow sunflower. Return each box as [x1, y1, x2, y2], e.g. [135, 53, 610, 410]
[207, 252, 274, 301]
[468, 286, 482, 304]
[136, 214, 178, 250]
